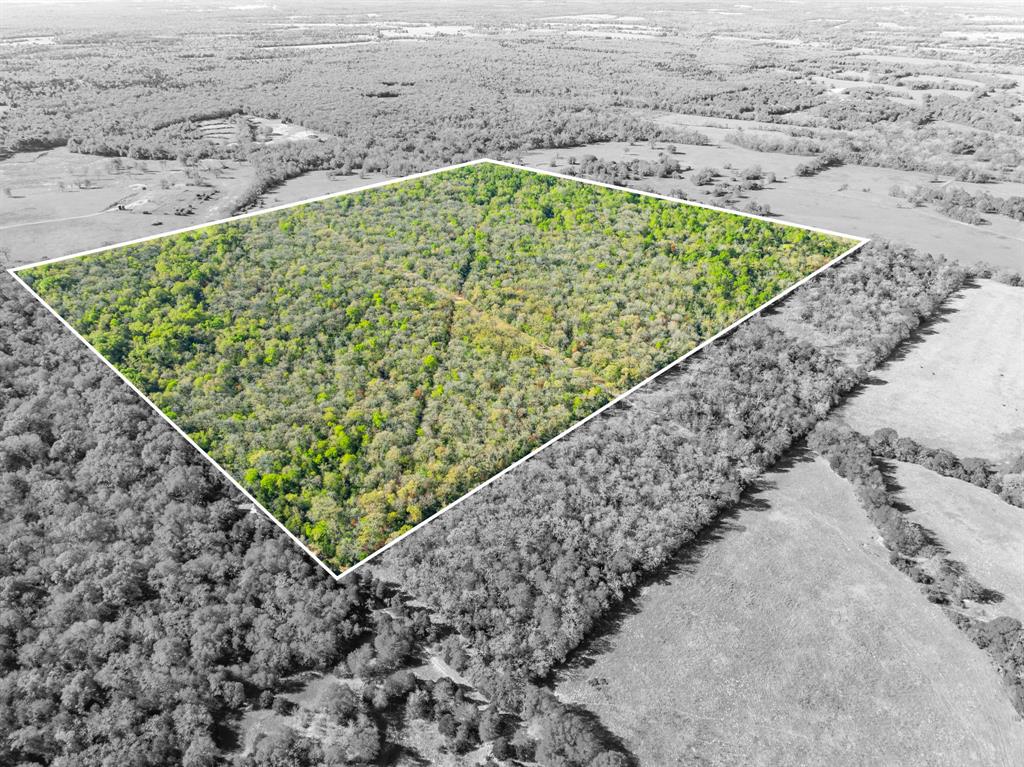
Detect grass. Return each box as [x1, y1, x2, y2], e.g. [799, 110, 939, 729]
[838, 279, 1024, 467]
[555, 455, 1023, 767]
[17, 161, 854, 572]
[893, 459, 1024, 619]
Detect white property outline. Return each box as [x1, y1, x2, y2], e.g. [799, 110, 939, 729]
[8, 158, 869, 580]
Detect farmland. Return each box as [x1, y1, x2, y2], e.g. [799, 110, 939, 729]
[837, 280, 1024, 467]
[17, 160, 854, 572]
[0, 145, 388, 268]
[554, 456, 1024, 766]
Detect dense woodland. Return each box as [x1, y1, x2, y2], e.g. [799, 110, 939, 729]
[1, 276, 634, 767]
[22, 162, 849, 570]
[0, 277, 372, 764]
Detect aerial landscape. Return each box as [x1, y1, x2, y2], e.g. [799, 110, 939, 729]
[16, 160, 855, 572]
[1, 1, 1021, 766]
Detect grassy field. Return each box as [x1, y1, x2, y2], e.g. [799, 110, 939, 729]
[0, 146, 387, 268]
[838, 280, 1024, 467]
[17, 161, 853, 572]
[893, 459, 1024, 620]
[0, 148, 257, 266]
[555, 455, 1024, 767]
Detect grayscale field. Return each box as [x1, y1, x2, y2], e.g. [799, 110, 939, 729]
[555, 456, 1024, 767]
[838, 280, 1024, 467]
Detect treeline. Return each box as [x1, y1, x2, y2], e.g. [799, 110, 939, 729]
[382, 240, 965, 704]
[5, 17, 1018, 211]
[232, 108, 693, 213]
[890, 183, 1024, 224]
[767, 240, 964, 368]
[809, 422, 1024, 715]
[725, 126, 1016, 184]
[867, 427, 1023, 508]
[0, 32, 721, 209]
[966, 261, 1024, 287]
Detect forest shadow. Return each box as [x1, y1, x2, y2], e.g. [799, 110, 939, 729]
[871, 289, 966, 368]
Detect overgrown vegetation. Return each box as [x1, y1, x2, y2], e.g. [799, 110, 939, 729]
[20, 162, 851, 571]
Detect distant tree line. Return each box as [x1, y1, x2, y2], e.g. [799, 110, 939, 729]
[890, 183, 1024, 224]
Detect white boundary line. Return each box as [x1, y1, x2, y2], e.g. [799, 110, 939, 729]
[7, 158, 869, 580]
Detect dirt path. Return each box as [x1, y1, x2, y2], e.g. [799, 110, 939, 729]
[0, 207, 115, 231]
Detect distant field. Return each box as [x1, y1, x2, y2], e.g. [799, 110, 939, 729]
[837, 280, 1024, 466]
[17, 161, 854, 573]
[894, 460, 1024, 619]
[518, 133, 1024, 269]
[0, 148, 256, 265]
[555, 456, 1024, 767]
[0, 146, 387, 267]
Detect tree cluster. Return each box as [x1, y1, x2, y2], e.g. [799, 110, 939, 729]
[890, 183, 1024, 224]
[867, 427, 1023, 508]
[23, 162, 849, 571]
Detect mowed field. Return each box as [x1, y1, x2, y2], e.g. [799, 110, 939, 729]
[893, 460, 1024, 620]
[838, 280, 1024, 466]
[555, 456, 1024, 767]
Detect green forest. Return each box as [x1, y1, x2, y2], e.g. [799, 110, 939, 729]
[20, 162, 853, 571]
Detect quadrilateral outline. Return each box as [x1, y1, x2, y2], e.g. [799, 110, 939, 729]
[8, 158, 869, 579]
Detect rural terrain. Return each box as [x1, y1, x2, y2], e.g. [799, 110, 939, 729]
[1, 1, 1022, 766]
[16, 161, 852, 571]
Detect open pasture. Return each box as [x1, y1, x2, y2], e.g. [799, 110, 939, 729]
[0, 147, 389, 268]
[837, 280, 1024, 467]
[555, 456, 1024, 767]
